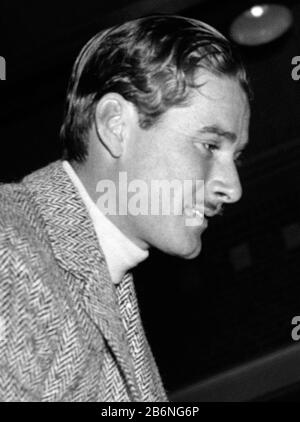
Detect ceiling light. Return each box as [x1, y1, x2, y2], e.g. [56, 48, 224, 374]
[230, 4, 293, 46]
[250, 6, 264, 18]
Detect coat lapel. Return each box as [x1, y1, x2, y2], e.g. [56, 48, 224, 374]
[23, 160, 140, 400]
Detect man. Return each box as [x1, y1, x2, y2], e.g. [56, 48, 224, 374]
[0, 15, 250, 401]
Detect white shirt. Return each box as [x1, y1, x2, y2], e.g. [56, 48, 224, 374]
[62, 160, 149, 285]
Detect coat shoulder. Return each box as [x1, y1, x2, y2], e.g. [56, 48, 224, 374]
[0, 180, 36, 232]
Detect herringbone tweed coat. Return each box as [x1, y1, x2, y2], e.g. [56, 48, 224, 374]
[0, 160, 168, 402]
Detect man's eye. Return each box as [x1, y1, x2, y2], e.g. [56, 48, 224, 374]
[202, 143, 219, 152]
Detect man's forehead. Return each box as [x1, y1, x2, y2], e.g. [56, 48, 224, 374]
[189, 75, 250, 142]
[191, 71, 250, 115]
[153, 73, 250, 143]
[193, 69, 247, 96]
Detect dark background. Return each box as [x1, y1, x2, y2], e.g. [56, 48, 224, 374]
[1, 0, 300, 401]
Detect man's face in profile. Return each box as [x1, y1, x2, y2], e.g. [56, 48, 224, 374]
[119, 70, 250, 259]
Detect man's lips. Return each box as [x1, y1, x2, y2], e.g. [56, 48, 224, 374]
[204, 203, 223, 218]
[204, 208, 219, 218]
[183, 206, 206, 228]
[183, 205, 222, 218]
[182, 202, 223, 228]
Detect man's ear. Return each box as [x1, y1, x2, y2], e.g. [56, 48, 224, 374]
[94, 93, 132, 158]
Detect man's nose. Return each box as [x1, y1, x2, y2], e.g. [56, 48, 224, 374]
[207, 163, 242, 205]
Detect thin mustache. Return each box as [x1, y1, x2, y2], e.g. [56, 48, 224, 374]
[205, 204, 224, 217]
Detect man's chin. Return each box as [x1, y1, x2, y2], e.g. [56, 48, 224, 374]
[172, 237, 203, 260]
[182, 244, 202, 259]
[149, 223, 203, 258]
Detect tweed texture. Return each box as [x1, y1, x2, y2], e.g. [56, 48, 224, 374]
[0, 160, 168, 402]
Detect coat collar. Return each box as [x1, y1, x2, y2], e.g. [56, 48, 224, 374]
[23, 160, 141, 400]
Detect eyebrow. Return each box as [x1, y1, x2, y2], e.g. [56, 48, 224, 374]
[198, 125, 237, 143]
[197, 124, 248, 150]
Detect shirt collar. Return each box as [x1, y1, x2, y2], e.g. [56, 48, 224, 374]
[62, 160, 149, 284]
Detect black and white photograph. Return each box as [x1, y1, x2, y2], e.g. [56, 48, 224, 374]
[1, 0, 300, 404]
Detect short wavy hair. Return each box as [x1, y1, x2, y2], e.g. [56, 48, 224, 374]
[61, 14, 251, 163]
